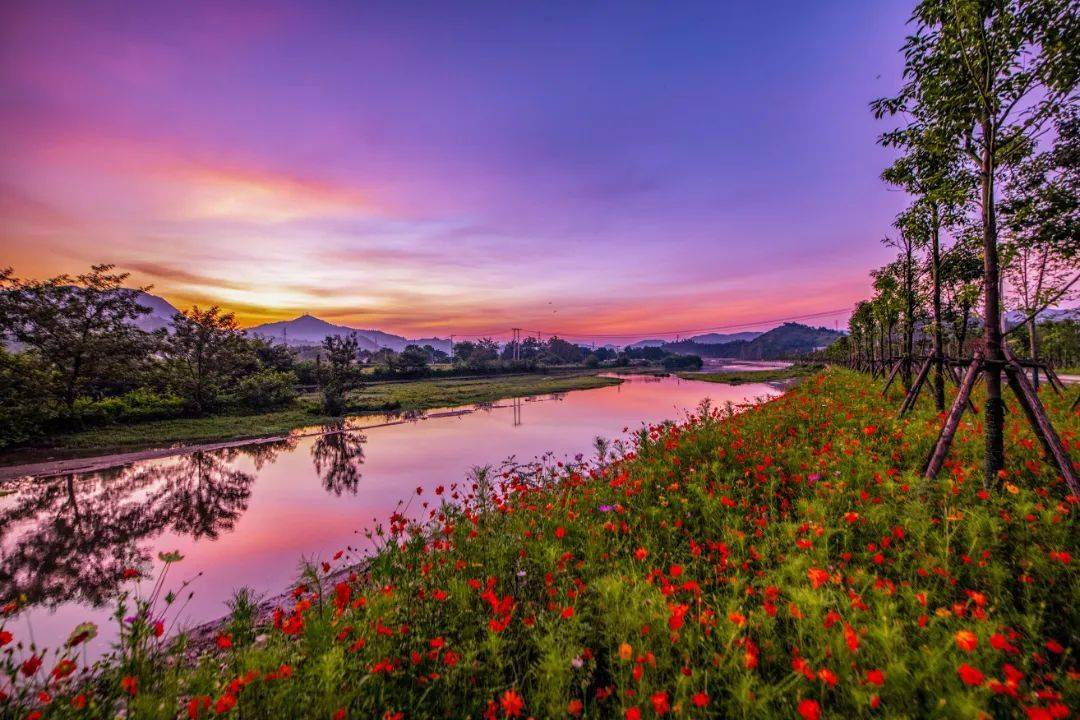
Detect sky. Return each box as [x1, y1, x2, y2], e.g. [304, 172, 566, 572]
[0, 0, 915, 341]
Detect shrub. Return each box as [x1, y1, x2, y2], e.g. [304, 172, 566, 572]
[230, 369, 298, 412]
[661, 353, 703, 371]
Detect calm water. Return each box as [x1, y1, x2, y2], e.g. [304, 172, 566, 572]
[0, 374, 780, 655]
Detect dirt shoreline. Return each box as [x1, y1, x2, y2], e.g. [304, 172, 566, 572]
[0, 407, 479, 482]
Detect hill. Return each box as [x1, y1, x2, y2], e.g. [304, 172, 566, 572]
[688, 331, 762, 344]
[248, 315, 452, 353]
[662, 322, 842, 359]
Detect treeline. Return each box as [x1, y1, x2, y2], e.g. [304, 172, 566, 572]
[836, 73, 1078, 401]
[0, 266, 700, 449]
[838, 0, 1077, 484]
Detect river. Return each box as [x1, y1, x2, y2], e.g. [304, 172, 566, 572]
[0, 372, 782, 656]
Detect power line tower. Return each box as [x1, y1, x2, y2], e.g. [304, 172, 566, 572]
[511, 327, 521, 361]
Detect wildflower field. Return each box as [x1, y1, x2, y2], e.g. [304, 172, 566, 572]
[2, 369, 1078, 719]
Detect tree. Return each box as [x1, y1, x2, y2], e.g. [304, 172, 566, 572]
[882, 128, 973, 409]
[939, 235, 984, 356]
[165, 306, 245, 414]
[0, 264, 156, 413]
[320, 334, 362, 415]
[883, 223, 924, 390]
[873, 0, 1079, 481]
[1001, 109, 1080, 385]
[396, 345, 431, 373]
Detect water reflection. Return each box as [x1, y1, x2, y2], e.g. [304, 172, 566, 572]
[0, 439, 298, 609]
[311, 427, 367, 496]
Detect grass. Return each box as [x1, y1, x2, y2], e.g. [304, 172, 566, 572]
[677, 363, 822, 385]
[23, 372, 622, 455]
[2, 368, 1076, 718]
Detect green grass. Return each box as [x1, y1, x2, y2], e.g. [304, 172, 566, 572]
[340, 372, 621, 413]
[2, 368, 1075, 718]
[677, 363, 821, 385]
[30, 372, 622, 454]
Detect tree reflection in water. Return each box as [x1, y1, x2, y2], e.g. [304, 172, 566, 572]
[0, 439, 295, 610]
[310, 426, 367, 496]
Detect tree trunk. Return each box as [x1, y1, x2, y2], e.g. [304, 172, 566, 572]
[903, 245, 915, 392]
[931, 206, 945, 412]
[1028, 318, 1039, 389]
[980, 129, 1005, 485]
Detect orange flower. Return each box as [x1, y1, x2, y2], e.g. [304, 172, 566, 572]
[955, 630, 978, 653]
[807, 567, 829, 589]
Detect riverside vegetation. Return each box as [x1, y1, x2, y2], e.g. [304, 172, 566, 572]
[1, 368, 1076, 718]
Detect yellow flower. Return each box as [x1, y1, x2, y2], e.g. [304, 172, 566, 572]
[1004, 482, 1020, 495]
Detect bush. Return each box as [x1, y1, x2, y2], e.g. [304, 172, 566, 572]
[71, 388, 187, 425]
[230, 370, 298, 412]
[661, 353, 703, 371]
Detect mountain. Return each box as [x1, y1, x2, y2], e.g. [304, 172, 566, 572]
[688, 331, 762, 344]
[133, 291, 180, 332]
[662, 323, 843, 359]
[627, 339, 667, 348]
[248, 315, 452, 353]
[249, 315, 380, 350]
[1004, 307, 1079, 327]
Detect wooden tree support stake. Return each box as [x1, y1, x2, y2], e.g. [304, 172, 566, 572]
[881, 359, 904, 396]
[924, 352, 983, 480]
[899, 357, 933, 417]
[1003, 359, 1080, 499]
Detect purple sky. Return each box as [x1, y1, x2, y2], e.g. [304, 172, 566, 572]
[1, 0, 913, 339]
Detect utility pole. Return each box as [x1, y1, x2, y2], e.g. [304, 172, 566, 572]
[449, 335, 454, 362]
[511, 328, 521, 361]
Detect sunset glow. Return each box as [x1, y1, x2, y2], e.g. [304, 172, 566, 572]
[1, 0, 912, 339]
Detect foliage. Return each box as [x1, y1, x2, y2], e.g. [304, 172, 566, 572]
[0, 264, 158, 412]
[164, 307, 247, 415]
[229, 370, 298, 412]
[660, 354, 702, 371]
[1, 369, 1075, 718]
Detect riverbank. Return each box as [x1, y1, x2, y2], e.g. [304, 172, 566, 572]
[2, 368, 1074, 718]
[677, 362, 821, 385]
[0, 371, 622, 464]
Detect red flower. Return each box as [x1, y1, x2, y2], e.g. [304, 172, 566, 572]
[650, 691, 670, 715]
[187, 696, 211, 719]
[121, 675, 138, 696]
[957, 663, 984, 686]
[561, 606, 575, 620]
[626, 708, 641, 720]
[865, 668, 885, 686]
[807, 567, 829, 589]
[500, 689, 524, 718]
[818, 667, 838, 687]
[214, 694, 236, 714]
[798, 698, 821, 720]
[333, 709, 346, 720]
[51, 659, 77, 680]
[691, 692, 709, 707]
[1045, 639, 1065, 655]
[0, 630, 12, 646]
[20, 655, 42, 677]
[567, 699, 583, 716]
[216, 633, 233, 650]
